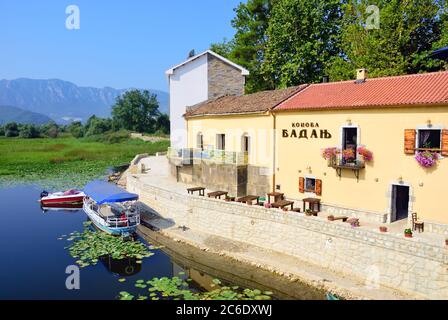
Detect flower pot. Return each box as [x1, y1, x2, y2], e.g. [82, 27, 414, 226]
[327, 215, 335, 221]
[405, 233, 413, 238]
[379, 226, 388, 233]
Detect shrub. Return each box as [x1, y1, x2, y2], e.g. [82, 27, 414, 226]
[5, 129, 19, 137]
[19, 125, 40, 138]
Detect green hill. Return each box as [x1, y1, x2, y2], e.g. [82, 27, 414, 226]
[0, 105, 53, 125]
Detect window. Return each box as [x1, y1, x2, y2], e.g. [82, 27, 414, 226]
[197, 133, 204, 150]
[342, 127, 358, 152]
[242, 134, 250, 154]
[216, 134, 226, 150]
[305, 178, 316, 193]
[417, 129, 441, 150]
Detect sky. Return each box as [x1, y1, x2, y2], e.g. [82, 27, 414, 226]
[0, 0, 243, 91]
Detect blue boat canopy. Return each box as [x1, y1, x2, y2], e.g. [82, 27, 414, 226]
[431, 46, 448, 60]
[83, 180, 139, 204]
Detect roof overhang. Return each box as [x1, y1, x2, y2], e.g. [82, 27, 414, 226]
[165, 50, 250, 77]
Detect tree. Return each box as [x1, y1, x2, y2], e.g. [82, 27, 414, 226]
[19, 124, 40, 138]
[41, 121, 59, 138]
[4, 122, 19, 137]
[262, 0, 345, 87]
[84, 117, 112, 136]
[155, 113, 170, 134]
[67, 121, 84, 138]
[326, 0, 447, 81]
[111, 90, 160, 133]
[211, 0, 273, 93]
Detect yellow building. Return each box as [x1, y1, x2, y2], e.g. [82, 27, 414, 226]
[172, 70, 448, 230]
[169, 86, 303, 196]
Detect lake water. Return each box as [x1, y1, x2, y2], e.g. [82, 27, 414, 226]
[0, 184, 325, 300]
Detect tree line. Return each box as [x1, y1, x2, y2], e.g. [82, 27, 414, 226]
[211, 0, 448, 93]
[0, 90, 170, 140]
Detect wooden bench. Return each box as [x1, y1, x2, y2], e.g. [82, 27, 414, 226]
[237, 195, 260, 205]
[187, 187, 205, 196]
[271, 199, 294, 211]
[328, 215, 348, 222]
[207, 191, 228, 199]
[267, 192, 284, 204]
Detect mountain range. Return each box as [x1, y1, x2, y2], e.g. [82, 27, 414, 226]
[0, 105, 53, 125]
[0, 78, 169, 124]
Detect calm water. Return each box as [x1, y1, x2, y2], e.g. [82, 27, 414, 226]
[0, 184, 174, 300]
[0, 184, 326, 300]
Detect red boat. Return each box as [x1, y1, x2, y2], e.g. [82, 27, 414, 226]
[39, 189, 86, 206]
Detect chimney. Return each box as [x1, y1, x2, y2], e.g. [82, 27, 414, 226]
[356, 68, 368, 83]
[322, 75, 330, 83]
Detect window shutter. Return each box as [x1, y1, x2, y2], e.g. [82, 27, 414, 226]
[404, 129, 416, 154]
[442, 129, 448, 156]
[315, 179, 322, 196]
[299, 177, 304, 193]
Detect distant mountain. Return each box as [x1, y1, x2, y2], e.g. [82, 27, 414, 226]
[0, 105, 53, 125]
[0, 78, 169, 124]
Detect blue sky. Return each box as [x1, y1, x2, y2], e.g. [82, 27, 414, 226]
[0, 0, 242, 91]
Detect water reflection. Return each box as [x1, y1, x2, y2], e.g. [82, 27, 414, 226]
[41, 203, 83, 212]
[100, 256, 142, 277]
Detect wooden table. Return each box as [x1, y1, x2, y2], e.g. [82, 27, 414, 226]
[237, 195, 260, 205]
[302, 198, 321, 213]
[271, 199, 294, 211]
[187, 187, 205, 196]
[267, 192, 284, 204]
[207, 191, 228, 199]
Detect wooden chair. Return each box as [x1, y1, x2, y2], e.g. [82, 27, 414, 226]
[412, 212, 424, 233]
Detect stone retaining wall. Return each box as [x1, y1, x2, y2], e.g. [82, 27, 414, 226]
[128, 175, 448, 299]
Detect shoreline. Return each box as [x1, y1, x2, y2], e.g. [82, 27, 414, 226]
[124, 156, 446, 300]
[135, 209, 414, 300]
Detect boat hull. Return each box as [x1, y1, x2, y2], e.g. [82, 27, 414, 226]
[40, 193, 85, 206]
[83, 201, 138, 236]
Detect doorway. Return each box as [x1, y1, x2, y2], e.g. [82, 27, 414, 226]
[391, 185, 410, 222]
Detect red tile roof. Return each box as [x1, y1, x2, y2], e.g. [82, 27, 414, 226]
[185, 85, 307, 118]
[275, 71, 448, 111]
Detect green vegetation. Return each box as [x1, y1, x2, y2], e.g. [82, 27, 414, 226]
[62, 222, 155, 268]
[112, 90, 169, 135]
[0, 135, 169, 188]
[212, 0, 448, 92]
[118, 275, 273, 301]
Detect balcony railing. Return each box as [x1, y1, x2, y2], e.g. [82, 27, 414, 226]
[329, 154, 365, 181]
[168, 147, 248, 166]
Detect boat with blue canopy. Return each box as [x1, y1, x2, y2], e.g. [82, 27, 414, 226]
[83, 181, 141, 236]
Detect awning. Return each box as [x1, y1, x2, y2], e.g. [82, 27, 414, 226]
[83, 180, 138, 204]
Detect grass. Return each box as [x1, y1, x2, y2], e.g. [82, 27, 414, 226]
[0, 136, 169, 189]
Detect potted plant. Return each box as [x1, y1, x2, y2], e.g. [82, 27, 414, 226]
[305, 209, 313, 216]
[379, 226, 388, 233]
[404, 228, 413, 238]
[264, 202, 272, 209]
[327, 215, 335, 221]
[415, 151, 438, 168]
[322, 147, 339, 166]
[357, 146, 373, 162]
[342, 148, 356, 164]
[445, 239, 448, 246]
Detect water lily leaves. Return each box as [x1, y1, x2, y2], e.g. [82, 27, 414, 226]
[118, 276, 273, 301]
[65, 226, 153, 268]
[118, 278, 126, 283]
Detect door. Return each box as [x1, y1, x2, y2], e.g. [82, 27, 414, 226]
[391, 185, 410, 222]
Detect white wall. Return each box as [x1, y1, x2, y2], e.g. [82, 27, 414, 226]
[169, 54, 209, 148]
